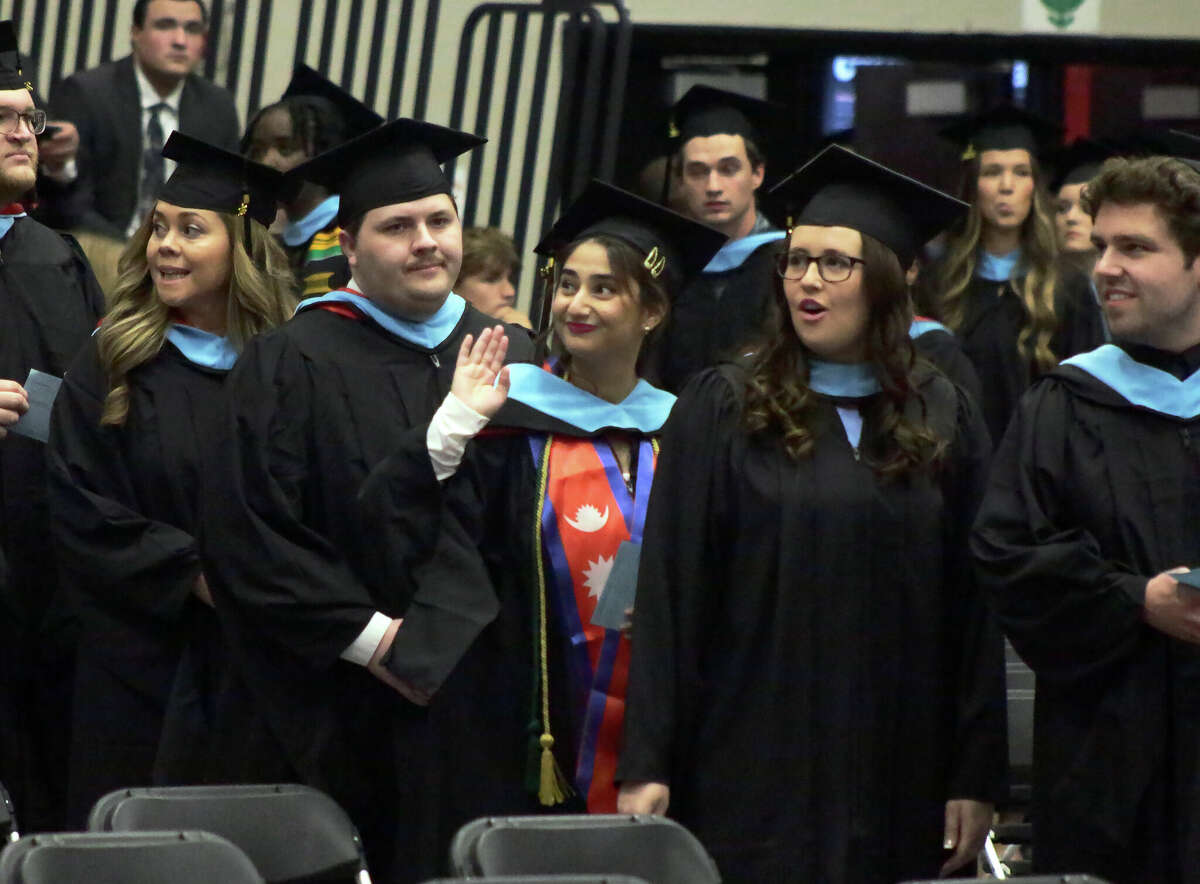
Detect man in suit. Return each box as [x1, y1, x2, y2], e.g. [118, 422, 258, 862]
[43, 0, 239, 238]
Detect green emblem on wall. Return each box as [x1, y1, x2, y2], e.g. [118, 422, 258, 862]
[1040, 0, 1087, 28]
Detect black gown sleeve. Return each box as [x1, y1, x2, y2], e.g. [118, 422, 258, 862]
[938, 384, 1007, 801]
[47, 341, 199, 623]
[913, 329, 984, 405]
[617, 368, 740, 786]
[971, 380, 1146, 686]
[356, 420, 504, 700]
[199, 334, 380, 667]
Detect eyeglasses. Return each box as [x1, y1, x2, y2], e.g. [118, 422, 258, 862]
[776, 249, 865, 283]
[0, 107, 46, 136]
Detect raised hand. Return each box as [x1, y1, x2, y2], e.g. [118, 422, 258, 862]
[450, 325, 511, 419]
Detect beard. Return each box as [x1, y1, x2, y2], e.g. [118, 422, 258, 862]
[0, 157, 36, 203]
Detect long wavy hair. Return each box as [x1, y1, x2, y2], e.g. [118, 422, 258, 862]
[97, 210, 298, 425]
[546, 234, 671, 383]
[742, 231, 947, 479]
[931, 153, 1062, 373]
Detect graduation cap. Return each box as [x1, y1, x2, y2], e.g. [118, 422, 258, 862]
[939, 103, 1062, 162]
[281, 64, 383, 140]
[668, 85, 783, 149]
[1049, 137, 1119, 191]
[0, 21, 33, 92]
[291, 117, 485, 227]
[769, 144, 968, 268]
[535, 179, 727, 294]
[160, 132, 289, 233]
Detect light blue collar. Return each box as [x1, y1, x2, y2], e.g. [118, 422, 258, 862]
[703, 230, 785, 274]
[910, 317, 950, 338]
[808, 359, 881, 398]
[976, 248, 1021, 282]
[282, 195, 340, 247]
[295, 288, 467, 350]
[504, 363, 676, 433]
[1062, 344, 1200, 419]
[165, 324, 238, 370]
[0, 211, 27, 240]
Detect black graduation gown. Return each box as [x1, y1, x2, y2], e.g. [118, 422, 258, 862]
[912, 326, 984, 406]
[617, 365, 1007, 884]
[198, 302, 535, 884]
[971, 350, 1200, 883]
[652, 238, 779, 394]
[356, 384, 669, 815]
[0, 217, 105, 830]
[47, 336, 227, 824]
[919, 263, 1105, 443]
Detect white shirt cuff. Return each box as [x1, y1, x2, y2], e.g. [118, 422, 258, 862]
[339, 611, 393, 666]
[427, 392, 489, 481]
[42, 158, 78, 182]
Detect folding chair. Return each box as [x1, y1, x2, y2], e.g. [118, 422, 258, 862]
[449, 814, 720, 884]
[901, 876, 1111, 883]
[0, 781, 16, 844]
[422, 877, 650, 883]
[87, 784, 370, 883]
[0, 831, 263, 884]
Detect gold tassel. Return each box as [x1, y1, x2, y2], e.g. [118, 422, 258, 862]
[538, 733, 571, 806]
[531, 439, 574, 807]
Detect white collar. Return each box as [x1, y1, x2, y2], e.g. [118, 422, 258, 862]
[133, 59, 185, 113]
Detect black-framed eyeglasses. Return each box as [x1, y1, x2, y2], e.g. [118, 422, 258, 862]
[776, 249, 865, 283]
[0, 107, 46, 136]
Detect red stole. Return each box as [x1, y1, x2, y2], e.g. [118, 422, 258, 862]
[534, 432, 657, 812]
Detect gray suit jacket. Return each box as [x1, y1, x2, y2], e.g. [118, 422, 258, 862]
[44, 55, 240, 238]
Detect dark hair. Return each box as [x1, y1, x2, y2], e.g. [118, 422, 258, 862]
[1082, 155, 1200, 265]
[549, 234, 672, 381]
[742, 231, 946, 479]
[459, 226, 521, 281]
[678, 133, 765, 173]
[240, 95, 349, 169]
[133, 0, 208, 28]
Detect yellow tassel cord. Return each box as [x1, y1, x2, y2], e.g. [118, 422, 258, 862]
[531, 437, 573, 806]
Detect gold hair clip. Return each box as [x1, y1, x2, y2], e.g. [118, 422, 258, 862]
[235, 192, 250, 217]
[538, 256, 555, 278]
[643, 246, 667, 278]
[961, 143, 977, 162]
[668, 118, 679, 139]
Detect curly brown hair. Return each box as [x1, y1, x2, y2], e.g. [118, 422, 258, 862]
[1082, 155, 1200, 264]
[742, 231, 947, 479]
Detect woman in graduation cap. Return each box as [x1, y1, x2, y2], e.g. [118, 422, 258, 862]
[916, 105, 1105, 442]
[46, 132, 297, 823]
[357, 180, 725, 814]
[615, 145, 1007, 884]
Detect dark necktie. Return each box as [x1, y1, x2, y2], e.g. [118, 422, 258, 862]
[136, 102, 170, 228]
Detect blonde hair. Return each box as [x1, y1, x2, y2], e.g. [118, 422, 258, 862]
[935, 156, 1062, 374]
[98, 211, 298, 425]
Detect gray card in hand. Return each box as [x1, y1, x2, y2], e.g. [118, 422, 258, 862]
[591, 540, 641, 631]
[11, 369, 63, 444]
[1176, 568, 1200, 591]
